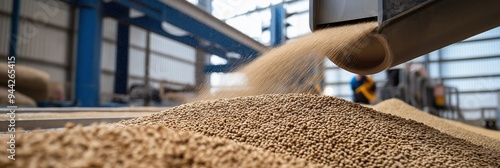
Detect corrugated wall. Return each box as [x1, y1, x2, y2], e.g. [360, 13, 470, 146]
[432, 27, 500, 118]
[100, 18, 117, 101]
[100, 18, 197, 102]
[148, 33, 196, 85]
[0, 0, 72, 86]
[1, 0, 199, 104]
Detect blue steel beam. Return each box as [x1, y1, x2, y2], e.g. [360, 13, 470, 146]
[102, 2, 228, 58]
[126, 16, 227, 58]
[113, 5, 129, 95]
[270, 4, 285, 47]
[204, 56, 254, 73]
[109, 0, 266, 59]
[8, 0, 20, 58]
[204, 64, 239, 73]
[75, 0, 102, 107]
[61, 0, 77, 4]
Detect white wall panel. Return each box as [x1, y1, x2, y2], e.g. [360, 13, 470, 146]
[465, 27, 500, 41]
[454, 93, 498, 109]
[209, 72, 246, 87]
[100, 73, 114, 95]
[227, 14, 262, 39]
[440, 58, 500, 78]
[129, 48, 146, 77]
[101, 41, 116, 71]
[323, 58, 336, 67]
[427, 50, 439, 61]
[428, 62, 440, 78]
[371, 71, 387, 82]
[100, 73, 115, 103]
[339, 69, 356, 83]
[444, 77, 500, 92]
[150, 33, 196, 63]
[324, 69, 337, 83]
[130, 26, 146, 48]
[17, 20, 68, 64]
[102, 18, 117, 41]
[20, 0, 70, 29]
[149, 54, 195, 85]
[338, 84, 352, 96]
[441, 40, 500, 60]
[425, 27, 500, 61]
[286, 12, 311, 38]
[284, 0, 308, 12]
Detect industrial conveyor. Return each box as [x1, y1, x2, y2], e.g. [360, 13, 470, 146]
[310, 0, 500, 75]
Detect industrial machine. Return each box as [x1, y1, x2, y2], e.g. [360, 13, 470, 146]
[378, 64, 463, 121]
[310, 0, 500, 75]
[310, 0, 500, 128]
[112, 83, 193, 106]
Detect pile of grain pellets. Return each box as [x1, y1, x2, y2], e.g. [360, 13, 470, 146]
[2, 94, 500, 167]
[373, 98, 500, 151]
[120, 94, 500, 167]
[0, 124, 322, 168]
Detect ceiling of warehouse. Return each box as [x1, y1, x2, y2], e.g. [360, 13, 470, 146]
[185, 0, 311, 45]
[210, 0, 284, 19]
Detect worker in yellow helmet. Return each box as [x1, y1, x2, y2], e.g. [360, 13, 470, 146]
[350, 74, 377, 104]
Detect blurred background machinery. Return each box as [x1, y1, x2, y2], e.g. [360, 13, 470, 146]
[0, 0, 499, 130]
[311, 0, 500, 129]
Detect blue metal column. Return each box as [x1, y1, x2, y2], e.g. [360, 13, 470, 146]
[270, 4, 285, 47]
[9, 0, 20, 58]
[75, 0, 102, 107]
[113, 8, 130, 95]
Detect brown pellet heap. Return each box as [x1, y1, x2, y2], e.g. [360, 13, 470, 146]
[121, 94, 500, 167]
[373, 98, 500, 152]
[0, 124, 322, 168]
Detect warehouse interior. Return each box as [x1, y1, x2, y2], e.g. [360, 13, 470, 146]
[1, 0, 500, 167]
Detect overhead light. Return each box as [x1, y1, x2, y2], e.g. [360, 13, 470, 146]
[226, 52, 241, 59]
[161, 22, 189, 36]
[129, 9, 144, 18]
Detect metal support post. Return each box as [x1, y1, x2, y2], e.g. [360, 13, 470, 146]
[113, 12, 130, 95]
[195, 49, 207, 89]
[270, 4, 285, 47]
[9, 0, 20, 58]
[75, 0, 102, 107]
[143, 31, 151, 106]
